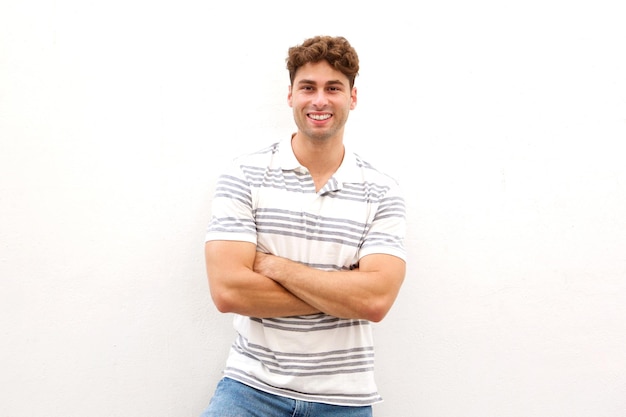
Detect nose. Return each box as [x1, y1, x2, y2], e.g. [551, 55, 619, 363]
[311, 90, 328, 108]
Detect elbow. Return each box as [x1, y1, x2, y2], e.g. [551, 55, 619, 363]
[363, 272, 404, 322]
[365, 308, 388, 324]
[210, 291, 232, 313]
[360, 287, 403, 322]
[207, 268, 248, 314]
[209, 283, 239, 314]
[361, 298, 393, 323]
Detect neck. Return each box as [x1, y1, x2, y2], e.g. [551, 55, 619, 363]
[291, 133, 345, 190]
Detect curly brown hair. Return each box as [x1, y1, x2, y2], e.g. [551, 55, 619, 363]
[286, 36, 360, 88]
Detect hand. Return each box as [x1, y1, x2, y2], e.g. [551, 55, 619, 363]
[253, 251, 280, 279]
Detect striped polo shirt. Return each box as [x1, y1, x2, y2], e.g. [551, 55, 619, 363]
[205, 137, 406, 406]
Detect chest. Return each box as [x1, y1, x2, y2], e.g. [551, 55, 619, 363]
[251, 172, 378, 268]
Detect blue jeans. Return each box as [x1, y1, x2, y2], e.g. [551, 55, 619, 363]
[199, 377, 373, 417]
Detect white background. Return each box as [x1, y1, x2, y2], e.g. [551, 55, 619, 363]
[1, 1, 625, 416]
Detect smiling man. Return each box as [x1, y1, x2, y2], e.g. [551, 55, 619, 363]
[200, 36, 407, 417]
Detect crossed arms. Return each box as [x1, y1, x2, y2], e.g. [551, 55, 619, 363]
[205, 240, 406, 322]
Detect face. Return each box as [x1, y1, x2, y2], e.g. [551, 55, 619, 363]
[288, 61, 357, 143]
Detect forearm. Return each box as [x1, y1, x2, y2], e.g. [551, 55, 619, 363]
[205, 241, 319, 318]
[209, 269, 320, 318]
[254, 252, 405, 322]
[277, 265, 373, 320]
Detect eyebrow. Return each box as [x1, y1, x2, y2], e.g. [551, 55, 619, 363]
[297, 79, 347, 87]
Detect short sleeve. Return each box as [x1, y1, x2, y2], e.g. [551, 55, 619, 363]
[205, 162, 257, 244]
[358, 180, 406, 261]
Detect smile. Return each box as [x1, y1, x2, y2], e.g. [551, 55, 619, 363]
[308, 113, 332, 121]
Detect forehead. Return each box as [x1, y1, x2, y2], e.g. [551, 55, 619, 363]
[293, 61, 350, 86]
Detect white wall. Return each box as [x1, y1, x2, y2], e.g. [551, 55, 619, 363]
[1, 1, 625, 416]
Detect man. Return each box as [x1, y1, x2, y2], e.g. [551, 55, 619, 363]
[200, 35, 406, 417]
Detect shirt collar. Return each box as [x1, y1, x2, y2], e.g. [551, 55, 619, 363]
[278, 135, 363, 188]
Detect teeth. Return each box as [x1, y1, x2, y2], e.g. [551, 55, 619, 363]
[309, 113, 331, 121]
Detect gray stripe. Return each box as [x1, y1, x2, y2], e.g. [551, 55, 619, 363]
[217, 174, 251, 191]
[251, 317, 369, 332]
[207, 216, 256, 234]
[235, 341, 375, 368]
[256, 219, 365, 237]
[255, 209, 369, 244]
[361, 232, 404, 250]
[257, 227, 362, 247]
[237, 335, 374, 360]
[231, 343, 375, 377]
[241, 165, 397, 203]
[256, 208, 368, 228]
[242, 166, 316, 192]
[213, 175, 252, 207]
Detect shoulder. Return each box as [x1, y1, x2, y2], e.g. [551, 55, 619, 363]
[217, 141, 282, 182]
[351, 152, 402, 189]
[233, 141, 281, 165]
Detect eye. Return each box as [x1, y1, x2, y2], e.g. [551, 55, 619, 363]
[327, 85, 344, 93]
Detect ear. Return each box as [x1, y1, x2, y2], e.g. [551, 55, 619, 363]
[288, 85, 293, 108]
[350, 87, 357, 110]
